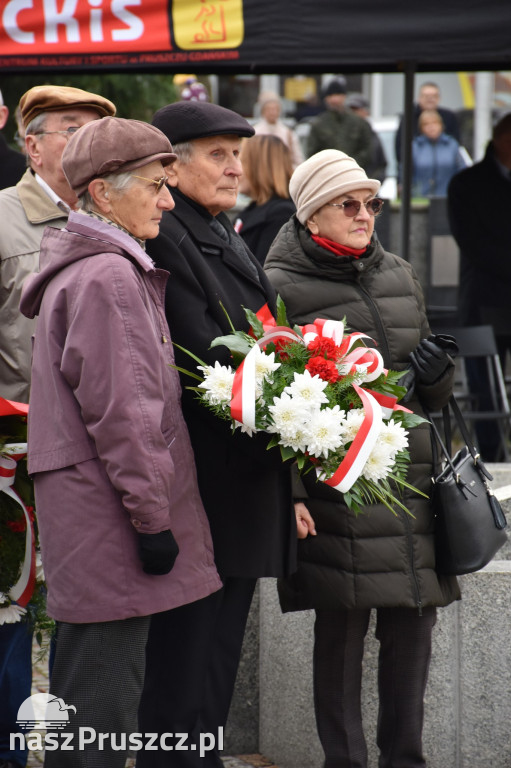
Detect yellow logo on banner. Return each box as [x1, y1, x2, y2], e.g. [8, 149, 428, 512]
[172, 0, 243, 50]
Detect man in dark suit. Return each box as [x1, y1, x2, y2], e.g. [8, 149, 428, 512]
[447, 112, 511, 460]
[137, 102, 297, 767]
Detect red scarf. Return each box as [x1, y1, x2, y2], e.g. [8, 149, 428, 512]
[311, 234, 367, 259]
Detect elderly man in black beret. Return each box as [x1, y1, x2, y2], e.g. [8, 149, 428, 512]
[137, 102, 298, 767]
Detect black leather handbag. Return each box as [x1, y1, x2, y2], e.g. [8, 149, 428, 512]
[427, 395, 508, 575]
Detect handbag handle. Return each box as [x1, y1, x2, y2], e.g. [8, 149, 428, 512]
[426, 395, 493, 481]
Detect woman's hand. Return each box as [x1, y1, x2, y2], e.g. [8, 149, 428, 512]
[295, 502, 316, 539]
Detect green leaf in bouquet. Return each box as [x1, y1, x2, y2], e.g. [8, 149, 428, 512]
[392, 410, 428, 429]
[171, 342, 208, 370]
[296, 454, 307, 470]
[266, 434, 280, 450]
[210, 333, 254, 359]
[243, 306, 265, 339]
[280, 445, 297, 462]
[276, 295, 289, 328]
[171, 365, 204, 382]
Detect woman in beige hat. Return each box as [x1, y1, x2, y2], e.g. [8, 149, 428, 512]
[264, 149, 459, 768]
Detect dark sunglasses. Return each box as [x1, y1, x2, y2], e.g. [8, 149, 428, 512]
[326, 198, 384, 217]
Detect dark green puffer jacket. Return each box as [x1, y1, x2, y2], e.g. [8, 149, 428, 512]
[264, 216, 460, 612]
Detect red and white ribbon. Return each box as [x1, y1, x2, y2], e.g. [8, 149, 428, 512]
[229, 305, 404, 492]
[1, 443, 36, 607]
[320, 383, 382, 493]
[230, 326, 302, 430]
[302, 318, 346, 346]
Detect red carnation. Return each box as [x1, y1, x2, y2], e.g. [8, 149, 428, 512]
[307, 337, 340, 361]
[306, 356, 339, 383]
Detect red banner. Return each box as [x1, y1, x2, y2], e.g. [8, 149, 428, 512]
[0, 0, 171, 54]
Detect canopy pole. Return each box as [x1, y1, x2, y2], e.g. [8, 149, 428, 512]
[399, 62, 416, 262]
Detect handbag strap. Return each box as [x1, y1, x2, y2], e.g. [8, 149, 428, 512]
[425, 395, 493, 481]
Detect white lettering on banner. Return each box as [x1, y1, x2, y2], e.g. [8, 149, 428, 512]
[3, 0, 34, 43]
[89, 0, 103, 42]
[111, 0, 143, 41]
[44, 0, 79, 43]
[2, 0, 144, 45]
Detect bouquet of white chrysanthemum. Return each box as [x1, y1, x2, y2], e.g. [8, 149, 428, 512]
[174, 297, 426, 516]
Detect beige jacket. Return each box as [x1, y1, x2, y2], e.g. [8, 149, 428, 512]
[0, 169, 68, 403]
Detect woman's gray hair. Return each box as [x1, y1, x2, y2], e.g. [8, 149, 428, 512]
[77, 171, 135, 212]
[171, 141, 195, 164]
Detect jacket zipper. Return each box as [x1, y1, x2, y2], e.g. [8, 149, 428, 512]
[354, 279, 423, 613]
[400, 508, 423, 614]
[353, 282, 392, 367]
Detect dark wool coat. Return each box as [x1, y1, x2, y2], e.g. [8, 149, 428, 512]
[264, 216, 460, 612]
[235, 196, 296, 266]
[146, 191, 296, 579]
[448, 142, 511, 335]
[0, 134, 25, 190]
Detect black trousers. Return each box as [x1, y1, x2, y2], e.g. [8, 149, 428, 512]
[137, 576, 256, 768]
[313, 606, 437, 768]
[44, 616, 151, 768]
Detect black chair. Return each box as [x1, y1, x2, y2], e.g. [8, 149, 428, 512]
[430, 324, 511, 461]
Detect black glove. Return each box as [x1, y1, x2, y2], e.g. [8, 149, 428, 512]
[397, 367, 416, 403]
[138, 530, 179, 575]
[409, 334, 458, 385]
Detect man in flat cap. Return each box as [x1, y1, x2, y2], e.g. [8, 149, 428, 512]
[0, 84, 114, 768]
[0, 85, 115, 404]
[306, 76, 373, 171]
[137, 101, 298, 767]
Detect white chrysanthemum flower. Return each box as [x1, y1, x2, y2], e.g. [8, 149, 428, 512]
[234, 420, 259, 437]
[278, 424, 312, 453]
[305, 405, 346, 459]
[252, 346, 281, 383]
[198, 362, 235, 406]
[342, 408, 366, 445]
[285, 370, 329, 409]
[0, 603, 27, 625]
[268, 392, 311, 437]
[379, 420, 409, 457]
[362, 442, 396, 482]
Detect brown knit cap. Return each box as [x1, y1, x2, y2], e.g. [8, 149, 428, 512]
[20, 85, 116, 128]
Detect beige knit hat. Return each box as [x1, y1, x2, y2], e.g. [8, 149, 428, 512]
[290, 149, 381, 225]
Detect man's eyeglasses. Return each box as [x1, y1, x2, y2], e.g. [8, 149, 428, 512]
[131, 175, 168, 193]
[31, 126, 81, 139]
[326, 198, 384, 218]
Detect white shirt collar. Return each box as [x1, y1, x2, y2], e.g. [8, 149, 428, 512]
[34, 173, 71, 212]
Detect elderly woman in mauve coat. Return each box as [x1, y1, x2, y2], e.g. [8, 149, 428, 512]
[264, 149, 460, 768]
[20, 117, 221, 768]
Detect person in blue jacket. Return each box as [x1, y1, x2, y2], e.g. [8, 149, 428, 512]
[411, 109, 467, 197]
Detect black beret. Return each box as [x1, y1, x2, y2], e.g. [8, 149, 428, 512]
[152, 101, 255, 144]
